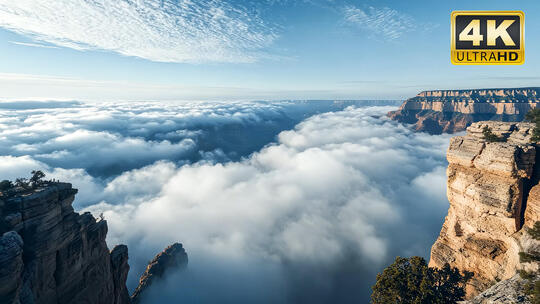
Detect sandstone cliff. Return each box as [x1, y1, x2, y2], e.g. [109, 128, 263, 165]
[388, 88, 540, 134]
[430, 121, 540, 299]
[0, 182, 130, 304]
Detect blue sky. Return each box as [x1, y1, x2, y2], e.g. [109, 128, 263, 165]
[0, 0, 539, 101]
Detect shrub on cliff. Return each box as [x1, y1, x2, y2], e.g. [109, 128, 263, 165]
[525, 109, 540, 142]
[15, 178, 30, 190]
[518, 221, 540, 303]
[482, 126, 505, 142]
[0, 180, 14, 197]
[0, 180, 13, 191]
[30, 170, 46, 188]
[371, 256, 472, 304]
[529, 221, 540, 240]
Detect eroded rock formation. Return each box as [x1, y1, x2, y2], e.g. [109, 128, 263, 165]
[0, 178, 190, 304]
[131, 243, 188, 304]
[463, 273, 537, 304]
[0, 182, 130, 304]
[388, 88, 540, 134]
[430, 121, 540, 298]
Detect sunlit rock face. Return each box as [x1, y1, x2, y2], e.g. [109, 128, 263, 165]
[0, 183, 130, 304]
[463, 273, 538, 304]
[430, 121, 540, 298]
[388, 88, 540, 134]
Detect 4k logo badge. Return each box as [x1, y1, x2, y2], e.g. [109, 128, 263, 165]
[451, 11, 524, 65]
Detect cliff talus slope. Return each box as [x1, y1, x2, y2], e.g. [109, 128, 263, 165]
[388, 88, 540, 134]
[430, 121, 540, 300]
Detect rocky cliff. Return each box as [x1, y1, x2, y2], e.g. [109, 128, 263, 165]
[131, 243, 188, 304]
[0, 182, 131, 304]
[388, 88, 540, 134]
[430, 121, 540, 300]
[0, 181, 188, 304]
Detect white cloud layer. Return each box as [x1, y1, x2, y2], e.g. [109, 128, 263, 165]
[80, 106, 451, 303]
[0, 99, 386, 179]
[0, 0, 277, 63]
[0, 102, 450, 302]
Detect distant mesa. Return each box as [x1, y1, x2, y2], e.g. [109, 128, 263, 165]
[388, 87, 540, 134]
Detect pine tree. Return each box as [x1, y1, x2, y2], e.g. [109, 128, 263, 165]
[371, 257, 472, 304]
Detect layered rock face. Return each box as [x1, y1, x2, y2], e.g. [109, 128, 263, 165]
[388, 88, 540, 134]
[430, 121, 540, 298]
[0, 183, 130, 304]
[131, 243, 188, 304]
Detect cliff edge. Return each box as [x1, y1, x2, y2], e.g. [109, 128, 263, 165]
[430, 121, 540, 300]
[388, 88, 540, 134]
[131, 243, 188, 304]
[0, 182, 130, 304]
[0, 180, 188, 304]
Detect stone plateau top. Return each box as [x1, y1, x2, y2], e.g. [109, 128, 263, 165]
[416, 87, 540, 101]
[388, 87, 540, 134]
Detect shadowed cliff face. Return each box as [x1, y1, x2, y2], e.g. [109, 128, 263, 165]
[388, 88, 540, 134]
[0, 183, 131, 304]
[132, 243, 188, 304]
[430, 121, 540, 299]
[0, 181, 191, 304]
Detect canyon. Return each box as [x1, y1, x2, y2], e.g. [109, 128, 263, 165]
[429, 121, 539, 302]
[388, 88, 540, 134]
[0, 182, 187, 304]
[1, 116, 539, 303]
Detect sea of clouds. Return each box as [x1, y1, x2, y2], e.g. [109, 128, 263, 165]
[0, 100, 451, 303]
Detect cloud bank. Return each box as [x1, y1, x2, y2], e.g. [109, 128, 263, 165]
[81, 106, 451, 303]
[0, 0, 277, 63]
[0, 101, 449, 303]
[0, 100, 395, 196]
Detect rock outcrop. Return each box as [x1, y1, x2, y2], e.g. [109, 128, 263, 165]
[0, 182, 130, 304]
[131, 243, 188, 304]
[462, 274, 537, 304]
[388, 88, 540, 134]
[430, 121, 540, 298]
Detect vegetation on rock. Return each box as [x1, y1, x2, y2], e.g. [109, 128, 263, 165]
[482, 126, 506, 142]
[0, 170, 51, 197]
[518, 221, 540, 303]
[0, 180, 13, 191]
[525, 109, 540, 142]
[371, 256, 472, 304]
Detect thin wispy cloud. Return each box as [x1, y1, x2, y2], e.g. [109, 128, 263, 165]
[0, 0, 277, 63]
[343, 6, 416, 41]
[9, 41, 59, 49]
